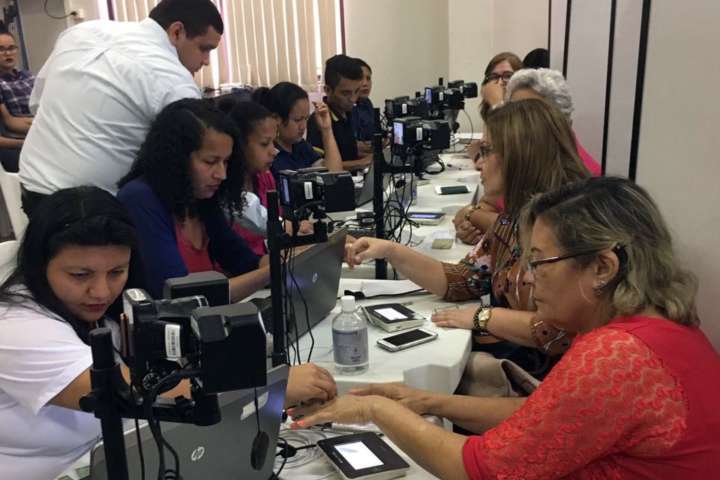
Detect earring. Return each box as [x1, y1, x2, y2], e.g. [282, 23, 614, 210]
[593, 281, 607, 296]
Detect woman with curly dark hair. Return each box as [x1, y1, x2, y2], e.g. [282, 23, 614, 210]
[117, 98, 268, 301]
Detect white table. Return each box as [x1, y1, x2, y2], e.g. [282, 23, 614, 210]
[281, 152, 481, 479]
[293, 278, 472, 395]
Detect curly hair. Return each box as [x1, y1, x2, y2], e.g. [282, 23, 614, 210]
[118, 98, 246, 220]
[505, 68, 574, 121]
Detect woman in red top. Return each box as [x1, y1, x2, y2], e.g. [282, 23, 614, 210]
[289, 176, 720, 479]
[227, 101, 316, 254]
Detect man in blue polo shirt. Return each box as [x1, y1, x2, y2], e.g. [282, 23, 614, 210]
[307, 55, 372, 171]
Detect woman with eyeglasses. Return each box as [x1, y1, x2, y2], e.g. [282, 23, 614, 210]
[465, 52, 523, 163]
[294, 176, 720, 479]
[347, 99, 590, 373]
[459, 52, 523, 244]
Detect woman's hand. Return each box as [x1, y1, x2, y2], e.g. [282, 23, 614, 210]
[313, 101, 333, 131]
[345, 237, 394, 268]
[455, 220, 482, 245]
[286, 363, 337, 407]
[431, 305, 478, 330]
[298, 220, 314, 235]
[480, 80, 505, 107]
[350, 383, 433, 415]
[288, 395, 379, 429]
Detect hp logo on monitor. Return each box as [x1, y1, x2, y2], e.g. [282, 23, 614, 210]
[191, 446, 206, 462]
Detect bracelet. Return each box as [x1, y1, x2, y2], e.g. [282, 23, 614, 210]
[464, 204, 483, 222]
[472, 307, 492, 336]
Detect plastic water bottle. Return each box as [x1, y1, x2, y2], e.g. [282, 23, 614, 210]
[332, 296, 369, 375]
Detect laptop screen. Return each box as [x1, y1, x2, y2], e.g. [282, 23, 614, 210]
[282, 228, 346, 339]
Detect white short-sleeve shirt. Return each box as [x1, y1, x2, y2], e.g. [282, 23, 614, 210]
[0, 300, 109, 479]
[19, 18, 202, 195]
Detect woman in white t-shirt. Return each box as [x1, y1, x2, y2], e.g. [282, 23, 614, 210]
[0, 187, 145, 479]
[0, 186, 337, 479]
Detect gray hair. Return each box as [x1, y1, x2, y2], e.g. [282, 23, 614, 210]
[506, 68, 574, 120]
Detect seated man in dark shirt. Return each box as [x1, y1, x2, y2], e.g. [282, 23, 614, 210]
[352, 57, 376, 156]
[307, 54, 372, 171]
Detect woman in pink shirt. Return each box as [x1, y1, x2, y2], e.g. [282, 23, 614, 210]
[505, 68, 601, 175]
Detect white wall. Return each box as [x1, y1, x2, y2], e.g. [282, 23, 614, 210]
[17, 0, 68, 71]
[16, 0, 91, 72]
[343, 0, 449, 112]
[448, 0, 548, 133]
[635, 0, 720, 348]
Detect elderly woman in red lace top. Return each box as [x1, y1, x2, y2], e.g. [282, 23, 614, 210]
[291, 177, 720, 479]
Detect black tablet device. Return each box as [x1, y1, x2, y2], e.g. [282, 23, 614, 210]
[317, 432, 410, 480]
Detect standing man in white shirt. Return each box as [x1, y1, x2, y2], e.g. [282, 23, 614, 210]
[18, 0, 223, 216]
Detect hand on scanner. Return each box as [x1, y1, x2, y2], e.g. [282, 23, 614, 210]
[286, 363, 338, 407]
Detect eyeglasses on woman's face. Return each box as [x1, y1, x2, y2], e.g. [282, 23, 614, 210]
[526, 249, 604, 275]
[0, 46, 18, 55]
[483, 71, 514, 84]
[478, 143, 494, 158]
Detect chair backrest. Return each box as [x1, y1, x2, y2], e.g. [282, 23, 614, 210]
[0, 169, 28, 239]
[0, 239, 18, 283]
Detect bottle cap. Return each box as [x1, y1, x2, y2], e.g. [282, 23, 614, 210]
[340, 295, 356, 312]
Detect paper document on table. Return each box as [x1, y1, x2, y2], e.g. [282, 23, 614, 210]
[359, 279, 424, 298]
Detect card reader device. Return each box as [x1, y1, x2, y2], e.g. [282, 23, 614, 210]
[317, 432, 409, 480]
[361, 303, 426, 332]
[407, 211, 445, 225]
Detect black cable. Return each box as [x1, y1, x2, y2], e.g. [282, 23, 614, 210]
[43, 0, 75, 19]
[288, 245, 301, 365]
[144, 370, 198, 480]
[287, 248, 314, 363]
[461, 108, 475, 147]
[275, 441, 317, 457]
[133, 417, 146, 480]
[273, 437, 289, 478]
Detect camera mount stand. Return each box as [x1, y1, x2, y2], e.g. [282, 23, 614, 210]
[266, 191, 329, 366]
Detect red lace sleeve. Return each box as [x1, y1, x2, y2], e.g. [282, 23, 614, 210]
[462, 328, 687, 479]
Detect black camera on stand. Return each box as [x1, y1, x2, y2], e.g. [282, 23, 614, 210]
[277, 167, 355, 214]
[80, 278, 268, 480]
[267, 167, 355, 366]
[384, 94, 429, 120]
[121, 289, 267, 395]
[424, 78, 479, 134]
[392, 116, 451, 152]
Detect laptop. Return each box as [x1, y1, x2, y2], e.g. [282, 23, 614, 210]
[354, 149, 393, 207]
[253, 228, 346, 340]
[90, 365, 289, 480]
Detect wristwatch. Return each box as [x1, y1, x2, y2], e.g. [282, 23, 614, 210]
[473, 307, 493, 335]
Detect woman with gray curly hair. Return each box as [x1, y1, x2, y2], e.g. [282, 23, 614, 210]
[505, 68, 601, 175]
